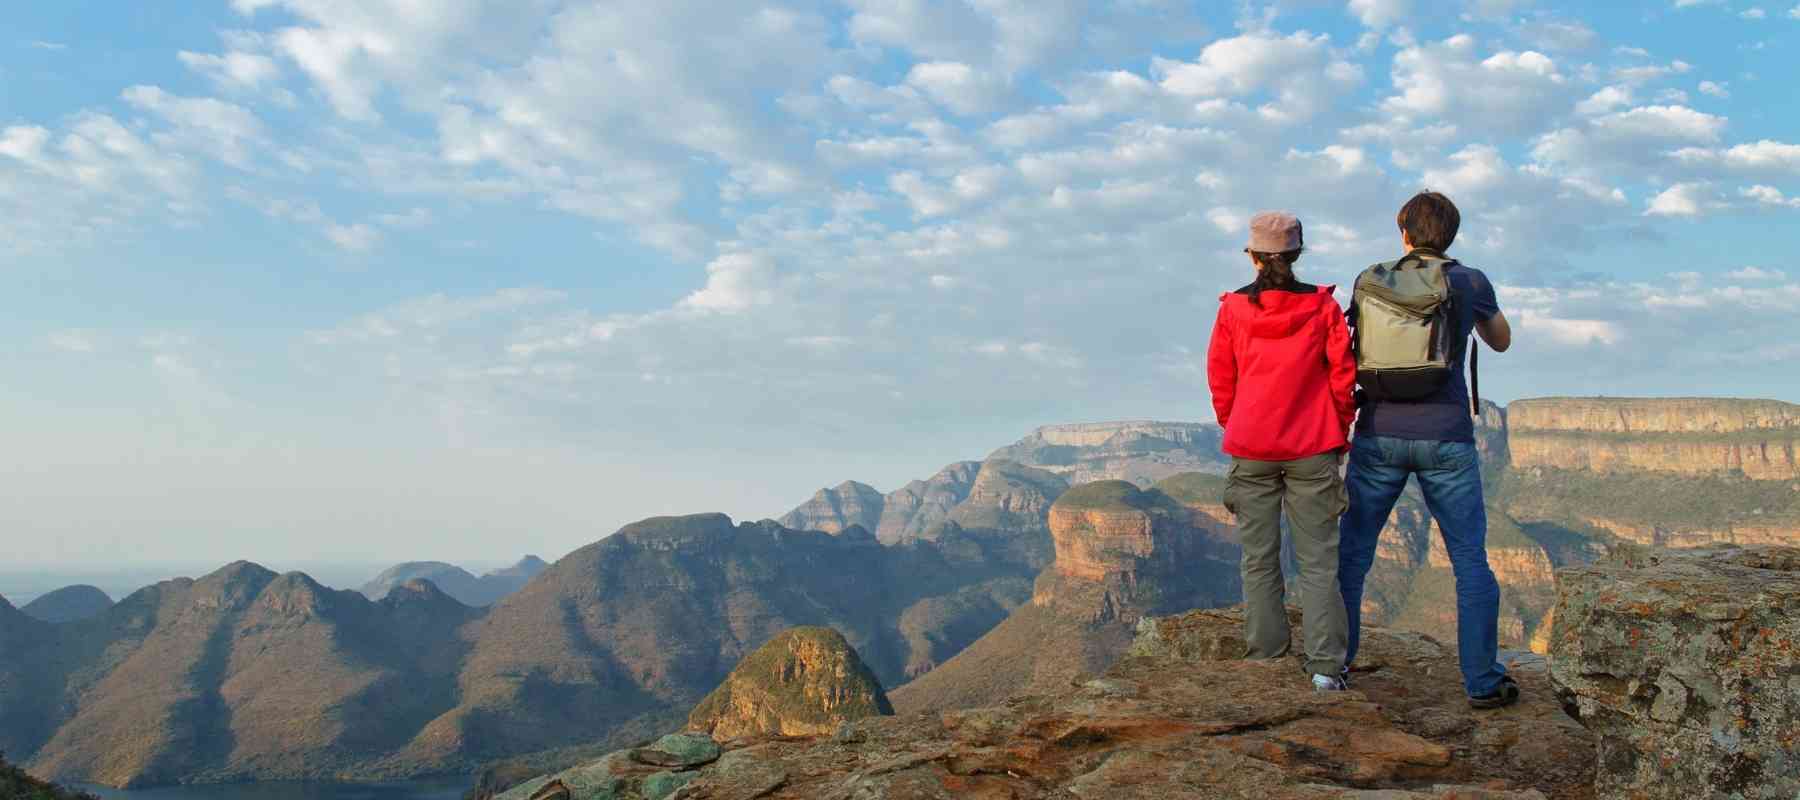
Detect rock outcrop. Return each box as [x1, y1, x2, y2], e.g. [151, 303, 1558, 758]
[778, 481, 886, 535]
[1549, 544, 1800, 799]
[490, 609, 1592, 800]
[889, 481, 1239, 713]
[19, 585, 113, 624]
[1, 751, 96, 800]
[1507, 397, 1800, 480]
[685, 627, 893, 740]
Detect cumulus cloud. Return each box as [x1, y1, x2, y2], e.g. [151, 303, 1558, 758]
[1381, 35, 1573, 134]
[1153, 30, 1363, 121]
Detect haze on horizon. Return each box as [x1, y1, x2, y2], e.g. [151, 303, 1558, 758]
[3, 0, 1798, 568]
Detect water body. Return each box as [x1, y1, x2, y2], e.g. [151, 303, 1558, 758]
[75, 777, 470, 800]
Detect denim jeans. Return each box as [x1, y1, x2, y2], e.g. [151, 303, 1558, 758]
[1338, 435, 1507, 696]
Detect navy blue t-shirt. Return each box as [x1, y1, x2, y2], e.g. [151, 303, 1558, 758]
[1354, 259, 1500, 443]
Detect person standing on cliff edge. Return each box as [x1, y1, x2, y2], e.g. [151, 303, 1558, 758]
[1338, 191, 1519, 709]
[1207, 211, 1357, 692]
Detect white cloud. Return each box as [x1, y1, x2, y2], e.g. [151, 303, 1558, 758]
[121, 85, 265, 167]
[1699, 80, 1730, 98]
[1672, 140, 1800, 173]
[1645, 182, 1720, 216]
[1348, 0, 1414, 28]
[681, 253, 777, 313]
[1741, 7, 1768, 18]
[905, 61, 1006, 116]
[1382, 35, 1572, 134]
[1741, 185, 1800, 207]
[1153, 31, 1362, 121]
[179, 49, 281, 91]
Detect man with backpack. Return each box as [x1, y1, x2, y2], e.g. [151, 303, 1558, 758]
[1339, 191, 1518, 709]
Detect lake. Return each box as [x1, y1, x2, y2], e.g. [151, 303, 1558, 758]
[74, 777, 471, 800]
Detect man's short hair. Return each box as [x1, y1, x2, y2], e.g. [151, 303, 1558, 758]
[1396, 191, 1460, 251]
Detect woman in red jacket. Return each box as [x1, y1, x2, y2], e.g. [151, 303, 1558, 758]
[1206, 211, 1357, 692]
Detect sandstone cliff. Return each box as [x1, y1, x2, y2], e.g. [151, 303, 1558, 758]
[487, 609, 1592, 800]
[1550, 544, 1800, 798]
[1507, 397, 1800, 480]
[685, 627, 892, 740]
[888, 481, 1239, 714]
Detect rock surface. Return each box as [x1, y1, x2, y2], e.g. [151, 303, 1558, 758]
[492, 609, 1592, 800]
[1549, 544, 1800, 799]
[686, 627, 893, 740]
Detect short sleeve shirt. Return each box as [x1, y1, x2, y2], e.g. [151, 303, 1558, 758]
[1354, 260, 1500, 443]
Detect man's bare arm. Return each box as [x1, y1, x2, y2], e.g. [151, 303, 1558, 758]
[1476, 311, 1511, 353]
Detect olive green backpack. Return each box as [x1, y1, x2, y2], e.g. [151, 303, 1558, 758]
[1349, 250, 1479, 411]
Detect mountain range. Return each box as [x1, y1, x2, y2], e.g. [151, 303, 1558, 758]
[3, 397, 1796, 789]
[359, 556, 550, 607]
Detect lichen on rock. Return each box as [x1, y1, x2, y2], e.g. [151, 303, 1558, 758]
[1549, 544, 1800, 799]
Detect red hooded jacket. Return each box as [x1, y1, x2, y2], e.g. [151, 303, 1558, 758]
[1207, 284, 1356, 462]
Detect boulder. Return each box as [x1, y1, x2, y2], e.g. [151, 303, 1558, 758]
[685, 627, 892, 740]
[1549, 544, 1800, 799]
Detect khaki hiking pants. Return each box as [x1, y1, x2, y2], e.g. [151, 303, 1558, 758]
[1224, 452, 1350, 677]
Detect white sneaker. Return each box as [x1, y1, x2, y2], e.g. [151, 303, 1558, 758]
[1312, 673, 1347, 692]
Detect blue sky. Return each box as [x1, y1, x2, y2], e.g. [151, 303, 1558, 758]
[3, 0, 1798, 567]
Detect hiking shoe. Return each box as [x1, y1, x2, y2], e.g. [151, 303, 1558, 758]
[1469, 675, 1520, 710]
[1340, 665, 1353, 689]
[1312, 673, 1347, 692]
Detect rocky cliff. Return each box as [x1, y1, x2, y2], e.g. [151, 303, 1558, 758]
[487, 609, 1592, 800]
[685, 627, 892, 740]
[985, 420, 1228, 485]
[1507, 397, 1800, 480]
[888, 481, 1239, 714]
[1550, 544, 1800, 799]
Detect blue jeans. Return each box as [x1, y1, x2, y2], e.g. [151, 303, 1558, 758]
[1338, 435, 1507, 696]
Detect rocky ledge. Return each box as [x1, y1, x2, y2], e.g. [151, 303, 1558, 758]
[1549, 544, 1800, 799]
[491, 609, 1591, 800]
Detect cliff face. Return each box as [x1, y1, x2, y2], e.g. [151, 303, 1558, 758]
[890, 481, 1240, 713]
[685, 627, 892, 740]
[985, 420, 1228, 486]
[1507, 397, 1800, 480]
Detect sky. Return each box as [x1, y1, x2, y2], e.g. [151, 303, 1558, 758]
[2, 0, 1798, 569]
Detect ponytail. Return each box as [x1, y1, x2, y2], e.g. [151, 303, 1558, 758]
[1248, 248, 1304, 308]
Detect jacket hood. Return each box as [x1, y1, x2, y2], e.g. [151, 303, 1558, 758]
[1220, 286, 1339, 339]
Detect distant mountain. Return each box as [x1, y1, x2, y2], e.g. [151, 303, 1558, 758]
[20, 585, 113, 624]
[24, 564, 480, 788]
[359, 555, 548, 607]
[388, 514, 1029, 770]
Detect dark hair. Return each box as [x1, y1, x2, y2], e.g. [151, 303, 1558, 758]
[1396, 191, 1460, 251]
[1248, 248, 1304, 308]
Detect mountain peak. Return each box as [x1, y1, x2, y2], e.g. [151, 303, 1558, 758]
[686, 626, 892, 740]
[616, 512, 736, 546]
[485, 555, 549, 578]
[21, 585, 114, 624]
[779, 481, 885, 535]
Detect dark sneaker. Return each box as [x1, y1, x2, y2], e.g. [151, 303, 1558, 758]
[1469, 675, 1520, 710]
[1312, 673, 1347, 692]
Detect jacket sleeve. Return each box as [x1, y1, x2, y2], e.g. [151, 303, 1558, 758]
[1323, 299, 1357, 438]
[1206, 302, 1237, 430]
